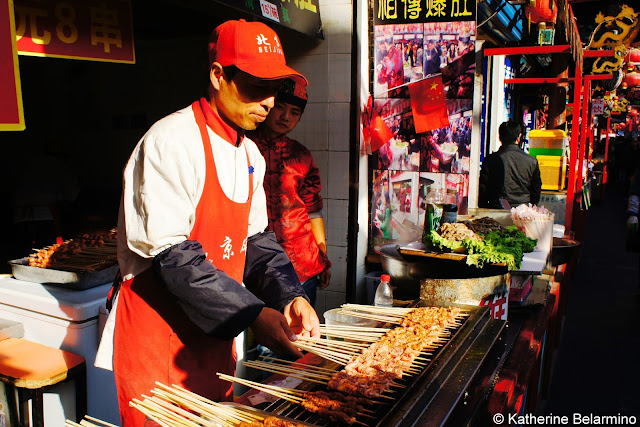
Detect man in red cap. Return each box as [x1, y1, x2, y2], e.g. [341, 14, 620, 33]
[96, 20, 319, 426]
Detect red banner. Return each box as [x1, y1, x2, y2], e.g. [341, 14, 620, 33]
[15, 0, 134, 63]
[1, 0, 25, 131]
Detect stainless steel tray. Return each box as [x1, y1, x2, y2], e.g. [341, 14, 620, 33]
[8, 258, 118, 290]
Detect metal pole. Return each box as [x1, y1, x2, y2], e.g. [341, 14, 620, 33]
[565, 61, 582, 231]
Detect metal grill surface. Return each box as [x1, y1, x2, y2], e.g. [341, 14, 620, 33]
[256, 301, 506, 426]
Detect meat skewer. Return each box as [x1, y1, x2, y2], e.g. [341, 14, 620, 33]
[217, 374, 371, 425]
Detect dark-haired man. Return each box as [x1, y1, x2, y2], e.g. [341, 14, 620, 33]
[478, 121, 542, 209]
[249, 80, 332, 307]
[96, 19, 319, 426]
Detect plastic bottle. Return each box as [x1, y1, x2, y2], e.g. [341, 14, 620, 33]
[374, 274, 393, 307]
[442, 188, 458, 224]
[422, 183, 445, 245]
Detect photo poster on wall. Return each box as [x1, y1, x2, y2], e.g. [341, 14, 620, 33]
[369, 0, 477, 247]
[371, 169, 470, 247]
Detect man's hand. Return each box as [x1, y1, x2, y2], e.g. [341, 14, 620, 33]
[317, 269, 331, 290]
[284, 296, 320, 338]
[250, 307, 303, 358]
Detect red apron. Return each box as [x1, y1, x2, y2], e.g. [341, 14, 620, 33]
[113, 100, 253, 426]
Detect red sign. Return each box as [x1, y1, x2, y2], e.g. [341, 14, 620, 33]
[15, 0, 134, 63]
[1, 0, 25, 131]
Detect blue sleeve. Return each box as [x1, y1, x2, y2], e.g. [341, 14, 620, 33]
[243, 231, 308, 311]
[152, 240, 264, 340]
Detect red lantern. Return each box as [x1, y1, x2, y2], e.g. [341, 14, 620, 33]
[627, 49, 640, 65]
[526, 0, 558, 24]
[624, 72, 640, 88]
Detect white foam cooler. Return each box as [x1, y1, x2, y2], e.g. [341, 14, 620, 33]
[0, 277, 119, 425]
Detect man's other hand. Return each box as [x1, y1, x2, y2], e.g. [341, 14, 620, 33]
[284, 296, 320, 338]
[318, 269, 331, 290]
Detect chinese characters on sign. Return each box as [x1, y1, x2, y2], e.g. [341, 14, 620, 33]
[15, 0, 134, 63]
[1, 0, 25, 130]
[591, 98, 604, 116]
[216, 0, 324, 39]
[375, 0, 476, 24]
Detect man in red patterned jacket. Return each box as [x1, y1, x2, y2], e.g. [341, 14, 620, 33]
[248, 80, 331, 306]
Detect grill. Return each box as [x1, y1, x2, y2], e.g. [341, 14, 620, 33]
[254, 301, 506, 426]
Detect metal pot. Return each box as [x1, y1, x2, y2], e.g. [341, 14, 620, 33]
[375, 244, 508, 299]
[551, 237, 581, 266]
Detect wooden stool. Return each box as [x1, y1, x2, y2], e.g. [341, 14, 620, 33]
[0, 338, 87, 427]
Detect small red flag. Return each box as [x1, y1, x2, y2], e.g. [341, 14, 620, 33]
[409, 75, 449, 133]
[363, 95, 394, 153]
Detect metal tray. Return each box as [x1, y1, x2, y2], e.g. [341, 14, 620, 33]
[8, 258, 118, 290]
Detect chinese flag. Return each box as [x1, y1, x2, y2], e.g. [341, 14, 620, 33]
[363, 95, 394, 153]
[409, 75, 449, 133]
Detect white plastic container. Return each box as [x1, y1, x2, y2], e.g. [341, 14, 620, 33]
[323, 309, 378, 328]
[0, 277, 119, 425]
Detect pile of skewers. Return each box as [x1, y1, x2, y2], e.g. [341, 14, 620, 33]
[27, 229, 118, 271]
[65, 415, 118, 427]
[129, 382, 311, 426]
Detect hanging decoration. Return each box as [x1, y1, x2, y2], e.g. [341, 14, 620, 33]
[626, 49, 640, 65]
[624, 71, 640, 88]
[525, 0, 558, 25]
[362, 95, 394, 154]
[585, 5, 639, 50]
[592, 44, 627, 74]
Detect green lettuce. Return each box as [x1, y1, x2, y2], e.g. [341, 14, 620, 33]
[427, 225, 537, 270]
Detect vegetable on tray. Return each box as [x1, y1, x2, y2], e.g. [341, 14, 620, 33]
[425, 218, 537, 270]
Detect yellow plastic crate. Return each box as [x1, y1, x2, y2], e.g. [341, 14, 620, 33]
[536, 155, 566, 191]
[528, 129, 566, 150]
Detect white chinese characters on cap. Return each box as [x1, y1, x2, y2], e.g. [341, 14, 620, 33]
[255, 33, 283, 55]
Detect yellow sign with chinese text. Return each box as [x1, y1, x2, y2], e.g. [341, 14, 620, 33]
[15, 0, 134, 63]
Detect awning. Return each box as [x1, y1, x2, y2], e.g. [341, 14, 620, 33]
[215, 0, 324, 39]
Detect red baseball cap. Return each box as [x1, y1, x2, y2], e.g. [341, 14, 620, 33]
[208, 19, 308, 85]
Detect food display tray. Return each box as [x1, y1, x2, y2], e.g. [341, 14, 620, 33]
[8, 258, 118, 290]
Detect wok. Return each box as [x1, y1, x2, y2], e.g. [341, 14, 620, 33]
[551, 237, 581, 266]
[375, 244, 508, 299]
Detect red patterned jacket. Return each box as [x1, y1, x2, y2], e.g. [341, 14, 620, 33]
[249, 130, 332, 283]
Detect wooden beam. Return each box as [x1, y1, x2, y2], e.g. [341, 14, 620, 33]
[484, 45, 571, 56]
[504, 77, 575, 84]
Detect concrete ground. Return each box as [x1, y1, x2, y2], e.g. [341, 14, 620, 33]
[542, 177, 640, 419]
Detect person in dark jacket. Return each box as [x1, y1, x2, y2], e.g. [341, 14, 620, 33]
[478, 121, 542, 209]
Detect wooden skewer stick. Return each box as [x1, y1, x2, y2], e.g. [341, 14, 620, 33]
[129, 400, 186, 427]
[242, 362, 329, 384]
[83, 415, 119, 427]
[130, 397, 197, 427]
[293, 343, 355, 364]
[153, 383, 256, 424]
[217, 374, 304, 403]
[146, 394, 220, 427]
[150, 387, 253, 424]
[259, 356, 338, 373]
